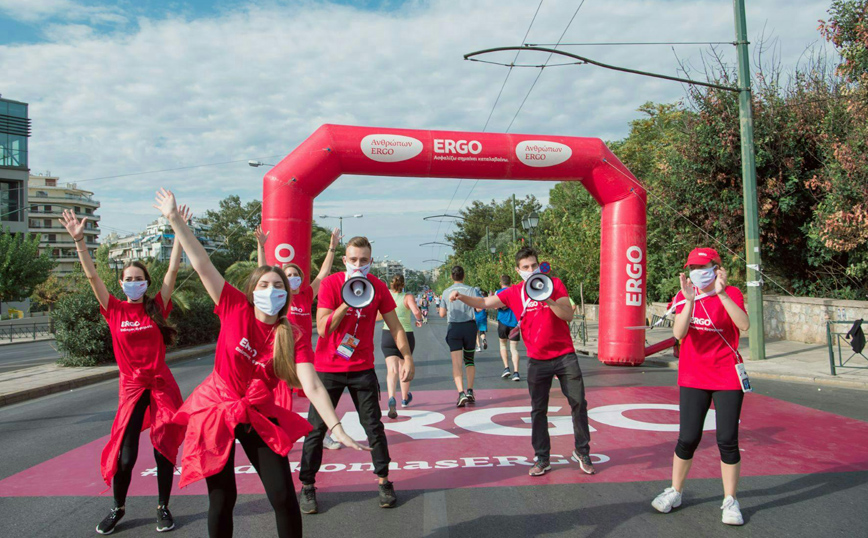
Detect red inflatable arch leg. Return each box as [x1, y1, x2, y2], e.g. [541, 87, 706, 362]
[261, 125, 647, 366]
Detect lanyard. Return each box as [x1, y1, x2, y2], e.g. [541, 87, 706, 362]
[653, 291, 714, 328]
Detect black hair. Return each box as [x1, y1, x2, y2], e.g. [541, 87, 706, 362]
[515, 246, 539, 267]
[451, 265, 465, 281]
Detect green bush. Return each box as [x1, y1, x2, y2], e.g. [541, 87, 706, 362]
[171, 293, 221, 347]
[54, 290, 114, 367]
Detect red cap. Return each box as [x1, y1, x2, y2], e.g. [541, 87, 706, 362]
[684, 247, 721, 268]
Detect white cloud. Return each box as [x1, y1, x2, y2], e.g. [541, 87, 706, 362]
[0, 0, 125, 25]
[0, 0, 836, 268]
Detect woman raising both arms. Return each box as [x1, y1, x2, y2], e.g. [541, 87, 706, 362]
[61, 207, 191, 535]
[154, 189, 369, 538]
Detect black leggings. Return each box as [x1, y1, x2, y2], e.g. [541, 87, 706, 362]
[205, 424, 301, 538]
[114, 389, 174, 507]
[675, 386, 744, 465]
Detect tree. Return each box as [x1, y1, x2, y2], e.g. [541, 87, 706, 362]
[200, 195, 262, 264]
[0, 229, 55, 312]
[445, 196, 542, 255]
[820, 0, 868, 83]
[30, 275, 71, 328]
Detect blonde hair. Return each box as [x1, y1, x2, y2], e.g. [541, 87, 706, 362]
[244, 266, 300, 388]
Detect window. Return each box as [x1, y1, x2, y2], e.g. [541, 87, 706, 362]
[0, 181, 22, 222]
[48, 234, 56, 242]
[74, 206, 80, 213]
[45, 178, 56, 187]
[84, 208, 91, 214]
[44, 205, 51, 212]
[43, 219, 50, 228]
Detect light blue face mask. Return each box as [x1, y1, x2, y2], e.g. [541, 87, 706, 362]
[689, 266, 717, 289]
[122, 280, 148, 301]
[288, 276, 302, 291]
[253, 286, 288, 316]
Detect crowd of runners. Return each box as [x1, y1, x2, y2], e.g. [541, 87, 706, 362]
[57, 188, 753, 536]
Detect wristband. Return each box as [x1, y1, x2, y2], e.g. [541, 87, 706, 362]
[74, 237, 84, 243]
[329, 421, 342, 431]
[328, 247, 336, 252]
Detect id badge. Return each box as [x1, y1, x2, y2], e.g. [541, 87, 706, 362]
[735, 363, 753, 393]
[336, 334, 360, 360]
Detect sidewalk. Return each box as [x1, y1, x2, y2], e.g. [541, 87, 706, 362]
[574, 321, 868, 390]
[0, 343, 216, 408]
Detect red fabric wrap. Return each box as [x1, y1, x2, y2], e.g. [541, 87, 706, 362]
[172, 372, 312, 488]
[100, 365, 185, 487]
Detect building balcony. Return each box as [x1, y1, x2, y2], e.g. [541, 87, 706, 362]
[28, 208, 100, 219]
[28, 193, 100, 207]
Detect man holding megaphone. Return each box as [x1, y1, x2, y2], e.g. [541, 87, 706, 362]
[299, 236, 415, 513]
[450, 247, 595, 477]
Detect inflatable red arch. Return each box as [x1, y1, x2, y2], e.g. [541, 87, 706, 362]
[261, 125, 647, 366]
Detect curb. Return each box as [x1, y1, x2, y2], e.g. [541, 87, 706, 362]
[643, 357, 868, 391]
[0, 336, 56, 347]
[0, 343, 217, 408]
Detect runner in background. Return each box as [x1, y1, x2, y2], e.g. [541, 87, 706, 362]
[495, 274, 521, 382]
[155, 189, 368, 538]
[651, 248, 750, 526]
[450, 247, 595, 477]
[420, 296, 429, 324]
[256, 225, 343, 450]
[62, 208, 189, 535]
[475, 290, 489, 352]
[440, 266, 481, 407]
[378, 274, 424, 418]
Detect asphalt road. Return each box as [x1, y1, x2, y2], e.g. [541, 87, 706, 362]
[0, 339, 60, 373]
[0, 317, 866, 537]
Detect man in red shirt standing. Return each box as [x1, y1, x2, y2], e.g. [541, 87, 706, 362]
[299, 236, 415, 513]
[450, 247, 595, 477]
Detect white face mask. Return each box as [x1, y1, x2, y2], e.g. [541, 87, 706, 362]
[345, 260, 372, 278]
[253, 286, 288, 316]
[122, 281, 148, 301]
[288, 276, 302, 291]
[689, 266, 717, 290]
[518, 267, 540, 282]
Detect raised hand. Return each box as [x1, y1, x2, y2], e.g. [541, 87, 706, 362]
[714, 266, 728, 295]
[679, 273, 696, 302]
[153, 188, 178, 219]
[59, 209, 87, 241]
[178, 204, 193, 224]
[330, 425, 373, 452]
[330, 227, 342, 249]
[254, 225, 270, 246]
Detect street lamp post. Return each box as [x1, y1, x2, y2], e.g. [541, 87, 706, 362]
[319, 214, 363, 239]
[521, 212, 539, 248]
[248, 161, 276, 168]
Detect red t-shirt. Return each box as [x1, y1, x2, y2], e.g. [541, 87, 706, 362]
[674, 286, 745, 390]
[314, 272, 396, 372]
[498, 277, 575, 360]
[100, 292, 172, 375]
[213, 282, 309, 396]
[289, 285, 315, 364]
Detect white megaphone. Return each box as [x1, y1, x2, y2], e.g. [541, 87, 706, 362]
[524, 262, 554, 302]
[342, 272, 375, 308]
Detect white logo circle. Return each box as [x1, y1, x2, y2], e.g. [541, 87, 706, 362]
[275, 243, 295, 263]
[515, 140, 573, 167]
[360, 134, 424, 163]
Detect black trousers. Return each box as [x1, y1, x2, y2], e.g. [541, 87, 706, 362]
[526, 353, 591, 461]
[299, 369, 390, 484]
[675, 386, 744, 464]
[114, 389, 174, 508]
[205, 424, 301, 538]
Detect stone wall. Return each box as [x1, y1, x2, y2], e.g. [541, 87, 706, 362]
[584, 295, 868, 344]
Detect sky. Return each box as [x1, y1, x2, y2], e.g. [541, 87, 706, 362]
[0, 0, 837, 270]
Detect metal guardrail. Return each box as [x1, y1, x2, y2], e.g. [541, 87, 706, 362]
[0, 322, 55, 342]
[651, 314, 673, 328]
[827, 320, 867, 376]
[570, 316, 587, 346]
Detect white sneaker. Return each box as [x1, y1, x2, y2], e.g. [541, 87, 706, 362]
[323, 434, 341, 450]
[651, 487, 682, 513]
[721, 496, 744, 525]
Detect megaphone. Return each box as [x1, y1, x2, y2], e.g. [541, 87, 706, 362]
[524, 262, 554, 302]
[342, 273, 375, 308]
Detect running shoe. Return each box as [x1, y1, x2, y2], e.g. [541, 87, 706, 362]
[300, 484, 318, 514]
[482, 337, 488, 350]
[323, 434, 341, 450]
[651, 487, 682, 513]
[529, 460, 551, 476]
[571, 450, 596, 475]
[388, 396, 398, 419]
[96, 507, 125, 535]
[466, 388, 475, 402]
[475, 346, 481, 352]
[511, 372, 521, 382]
[378, 481, 397, 508]
[721, 496, 744, 525]
[402, 392, 413, 407]
[501, 367, 511, 378]
[156, 505, 174, 532]
[456, 392, 469, 407]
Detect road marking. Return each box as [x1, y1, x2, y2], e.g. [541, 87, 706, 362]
[423, 490, 449, 538]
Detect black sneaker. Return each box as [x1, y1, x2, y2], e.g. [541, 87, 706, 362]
[482, 337, 488, 350]
[388, 397, 398, 419]
[156, 505, 174, 532]
[571, 450, 597, 475]
[378, 481, 397, 508]
[529, 460, 551, 476]
[96, 506, 125, 535]
[466, 388, 475, 402]
[456, 392, 469, 407]
[300, 484, 318, 514]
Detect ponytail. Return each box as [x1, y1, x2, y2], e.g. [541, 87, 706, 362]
[272, 317, 300, 388]
[143, 294, 179, 347]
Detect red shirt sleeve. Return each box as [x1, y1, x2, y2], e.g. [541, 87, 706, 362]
[317, 274, 341, 311]
[154, 292, 173, 317]
[551, 278, 568, 301]
[214, 281, 248, 320]
[99, 294, 120, 323]
[498, 285, 519, 316]
[725, 286, 746, 312]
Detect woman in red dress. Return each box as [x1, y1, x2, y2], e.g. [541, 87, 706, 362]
[155, 189, 368, 538]
[61, 207, 191, 535]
